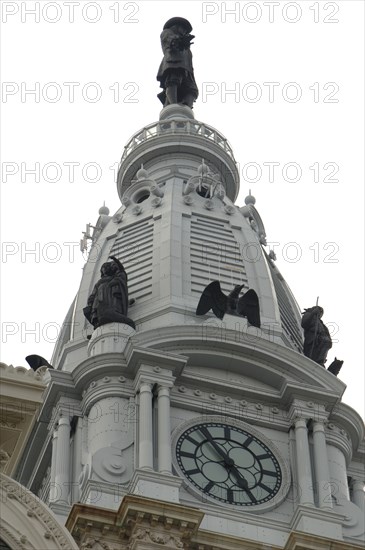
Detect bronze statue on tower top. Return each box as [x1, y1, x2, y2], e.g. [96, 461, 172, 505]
[157, 17, 198, 108]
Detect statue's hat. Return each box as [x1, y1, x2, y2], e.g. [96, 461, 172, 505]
[163, 17, 193, 33]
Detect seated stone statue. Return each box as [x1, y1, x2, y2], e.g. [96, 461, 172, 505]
[301, 305, 332, 366]
[84, 257, 135, 330]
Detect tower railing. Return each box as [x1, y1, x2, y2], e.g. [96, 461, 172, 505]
[121, 119, 236, 162]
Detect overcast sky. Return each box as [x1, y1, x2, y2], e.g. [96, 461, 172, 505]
[1, 1, 364, 419]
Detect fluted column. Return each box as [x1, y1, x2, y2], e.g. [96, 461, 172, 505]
[138, 382, 153, 469]
[157, 385, 172, 474]
[49, 428, 58, 503]
[54, 416, 71, 504]
[312, 421, 332, 509]
[351, 479, 365, 512]
[294, 418, 314, 506]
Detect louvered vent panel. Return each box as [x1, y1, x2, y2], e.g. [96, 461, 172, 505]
[110, 219, 153, 300]
[190, 216, 248, 295]
[265, 252, 303, 352]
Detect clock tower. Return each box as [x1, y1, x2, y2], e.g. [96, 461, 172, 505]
[15, 18, 364, 550]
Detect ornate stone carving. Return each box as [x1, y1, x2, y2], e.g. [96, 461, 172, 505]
[0, 473, 79, 549]
[91, 444, 133, 484]
[183, 195, 194, 205]
[151, 197, 162, 207]
[204, 199, 214, 210]
[130, 527, 184, 548]
[80, 539, 110, 550]
[224, 204, 235, 215]
[0, 449, 10, 470]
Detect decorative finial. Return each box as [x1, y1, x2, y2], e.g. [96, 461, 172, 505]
[245, 190, 256, 205]
[136, 165, 149, 181]
[98, 202, 110, 216]
[157, 17, 198, 108]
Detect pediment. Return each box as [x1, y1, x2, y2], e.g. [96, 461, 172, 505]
[142, 326, 346, 404]
[183, 366, 276, 393]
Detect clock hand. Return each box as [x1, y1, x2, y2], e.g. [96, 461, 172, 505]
[199, 426, 234, 466]
[199, 427, 252, 489]
[228, 464, 249, 490]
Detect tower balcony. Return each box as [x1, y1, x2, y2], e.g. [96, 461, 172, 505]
[121, 118, 236, 163]
[117, 105, 240, 202]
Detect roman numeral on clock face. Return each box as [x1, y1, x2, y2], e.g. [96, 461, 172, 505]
[258, 482, 273, 493]
[243, 435, 253, 448]
[185, 468, 200, 476]
[262, 470, 277, 477]
[204, 480, 215, 493]
[179, 451, 196, 459]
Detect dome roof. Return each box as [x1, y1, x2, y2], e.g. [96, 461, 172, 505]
[52, 108, 303, 370]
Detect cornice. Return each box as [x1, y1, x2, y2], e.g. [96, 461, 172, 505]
[171, 385, 292, 431]
[0, 362, 46, 392]
[284, 530, 364, 550]
[66, 495, 204, 548]
[129, 324, 346, 396]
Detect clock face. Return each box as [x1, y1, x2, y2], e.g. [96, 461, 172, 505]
[175, 421, 282, 507]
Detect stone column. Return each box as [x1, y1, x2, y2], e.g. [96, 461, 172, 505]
[327, 444, 350, 502]
[157, 385, 172, 474]
[54, 416, 71, 504]
[312, 421, 332, 509]
[294, 418, 314, 506]
[49, 428, 58, 503]
[138, 382, 153, 469]
[351, 479, 365, 512]
[72, 417, 82, 503]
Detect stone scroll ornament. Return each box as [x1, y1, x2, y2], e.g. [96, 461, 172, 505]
[157, 17, 199, 108]
[301, 305, 332, 366]
[196, 281, 261, 328]
[83, 256, 135, 330]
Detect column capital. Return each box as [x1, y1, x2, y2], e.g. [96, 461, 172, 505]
[58, 415, 71, 427]
[293, 417, 308, 430]
[139, 381, 154, 393]
[288, 398, 328, 424]
[312, 420, 326, 433]
[157, 382, 174, 393]
[133, 364, 175, 392]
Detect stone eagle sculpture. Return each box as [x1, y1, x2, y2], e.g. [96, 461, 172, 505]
[196, 281, 261, 328]
[25, 355, 53, 371]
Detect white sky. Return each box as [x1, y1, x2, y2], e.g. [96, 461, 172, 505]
[1, 1, 364, 420]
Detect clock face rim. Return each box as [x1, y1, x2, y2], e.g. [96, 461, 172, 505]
[172, 415, 290, 512]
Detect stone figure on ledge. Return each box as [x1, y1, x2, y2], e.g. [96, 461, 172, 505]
[196, 281, 261, 328]
[157, 17, 198, 108]
[84, 256, 135, 330]
[327, 357, 344, 376]
[301, 305, 332, 366]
